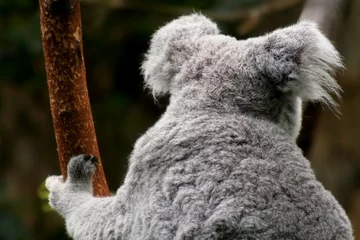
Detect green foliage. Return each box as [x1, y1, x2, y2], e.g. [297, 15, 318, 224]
[37, 181, 53, 213]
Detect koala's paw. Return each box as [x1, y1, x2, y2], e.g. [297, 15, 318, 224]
[44, 155, 97, 216]
[45, 175, 64, 193]
[67, 154, 98, 184]
[45, 175, 68, 215]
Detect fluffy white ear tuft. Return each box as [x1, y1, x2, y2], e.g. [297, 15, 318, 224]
[141, 14, 219, 97]
[258, 21, 343, 111]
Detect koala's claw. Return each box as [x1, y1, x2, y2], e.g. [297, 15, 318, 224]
[67, 154, 98, 183]
[83, 155, 98, 164]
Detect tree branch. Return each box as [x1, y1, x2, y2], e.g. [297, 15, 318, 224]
[39, 0, 110, 196]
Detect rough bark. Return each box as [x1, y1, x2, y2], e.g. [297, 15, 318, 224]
[39, 0, 110, 196]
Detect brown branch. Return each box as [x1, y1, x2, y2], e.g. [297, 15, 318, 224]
[39, 0, 110, 196]
[83, 0, 303, 22]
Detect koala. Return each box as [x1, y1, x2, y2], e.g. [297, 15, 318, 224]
[46, 14, 353, 240]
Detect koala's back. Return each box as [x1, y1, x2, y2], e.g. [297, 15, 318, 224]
[116, 111, 352, 240]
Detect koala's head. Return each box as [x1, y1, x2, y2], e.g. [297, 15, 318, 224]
[142, 14, 343, 140]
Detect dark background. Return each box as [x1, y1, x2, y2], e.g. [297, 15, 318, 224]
[0, 0, 359, 239]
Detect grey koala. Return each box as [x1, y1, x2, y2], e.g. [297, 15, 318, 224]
[45, 14, 354, 240]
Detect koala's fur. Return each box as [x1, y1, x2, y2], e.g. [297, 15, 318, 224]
[46, 14, 353, 240]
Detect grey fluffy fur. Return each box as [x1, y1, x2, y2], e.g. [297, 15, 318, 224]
[46, 14, 353, 239]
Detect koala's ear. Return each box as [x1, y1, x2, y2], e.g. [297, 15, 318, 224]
[256, 21, 343, 110]
[141, 14, 219, 97]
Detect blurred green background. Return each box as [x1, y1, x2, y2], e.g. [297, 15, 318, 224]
[0, 0, 359, 239]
